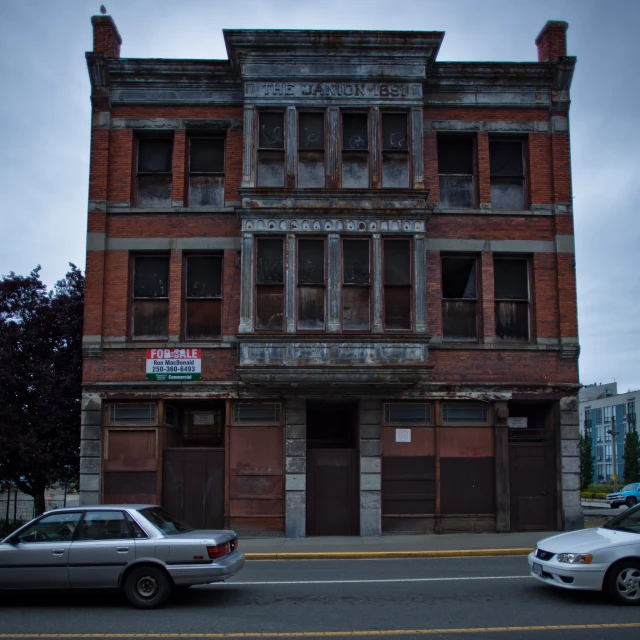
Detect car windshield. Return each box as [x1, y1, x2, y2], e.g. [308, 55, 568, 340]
[622, 483, 638, 492]
[139, 507, 194, 535]
[602, 504, 640, 534]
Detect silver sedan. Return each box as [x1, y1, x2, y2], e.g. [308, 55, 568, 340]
[0, 504, 245, 608]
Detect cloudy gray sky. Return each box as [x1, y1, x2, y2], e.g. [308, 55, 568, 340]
[1, 0, 638, 391]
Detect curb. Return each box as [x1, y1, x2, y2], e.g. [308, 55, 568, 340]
[244, 548, 533, 560]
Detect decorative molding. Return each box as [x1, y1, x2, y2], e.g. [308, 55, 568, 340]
[241, 216, 427, 234]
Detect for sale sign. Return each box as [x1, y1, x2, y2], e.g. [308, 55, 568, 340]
[146, 348, 201, 381]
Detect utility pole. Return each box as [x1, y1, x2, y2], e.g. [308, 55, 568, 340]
[611, 416, 618, 492]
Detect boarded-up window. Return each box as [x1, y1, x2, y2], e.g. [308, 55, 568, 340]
[438, 135, 474, 208]
[442, 402, 489, 424]
[233, 403, 281, 424]
[442, 257, 478, 341]
[132, 256, 169, 339]
[342, 113, 369, 188]
[137, 138, 173, 207]
[494, 258, 529, 341]
[382, 113, 409, 188]
[189, 137, 224, 207]
[384, 403, 432, 425]
[383, 239, 411, 330]
[256, 238, 284, 331]
[109, 403, 157, 424]
[490, 139, 525, 210]
[257, 112, 285, 187]
[185, 255, 222, 340]
[342, 239, 370, 330]
[298, 239, 325, 330]
[298, 112, 325, 188]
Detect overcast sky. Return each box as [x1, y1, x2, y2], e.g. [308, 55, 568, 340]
[1, 0, 638, 392]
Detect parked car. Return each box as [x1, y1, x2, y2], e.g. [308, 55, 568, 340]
[528, 503, 640, 604]
[0, 505, 245, 608]
[606, 483, 640, 508]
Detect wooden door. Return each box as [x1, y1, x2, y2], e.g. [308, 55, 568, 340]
[163, 448, 224, 530]
[509, 445, 557, 531]
[307, 449, 359, 536]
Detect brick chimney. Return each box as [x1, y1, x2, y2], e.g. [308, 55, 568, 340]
[91, 15, 122, 58]
[535, 21, 568, 62]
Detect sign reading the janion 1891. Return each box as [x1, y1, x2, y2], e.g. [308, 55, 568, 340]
[146, 348, 201, 381]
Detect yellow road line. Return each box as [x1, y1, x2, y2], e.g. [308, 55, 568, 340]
[1, 624, 640, 637]
[244, 548, 533, 560]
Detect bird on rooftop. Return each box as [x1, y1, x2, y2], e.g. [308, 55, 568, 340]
[100, 5, 107, 14]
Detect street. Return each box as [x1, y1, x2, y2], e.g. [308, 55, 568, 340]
[1, 557, 639, 639]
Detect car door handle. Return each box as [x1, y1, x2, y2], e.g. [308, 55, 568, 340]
[52, 549, 65, 556]
[116, 547, 130, 553]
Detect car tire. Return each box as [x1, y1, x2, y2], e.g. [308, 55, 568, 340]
[605, 560, 640, 605]
[124, 565, 172, 609]
[611, 504, 619, 509]
[626, 496, 638, 508]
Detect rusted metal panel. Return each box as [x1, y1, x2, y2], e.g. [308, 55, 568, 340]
[307, 449, 359, 536]
[382, 456, 435, 516]
[440, 457, 495, 515]
[104, 429, 157, 472]
[103, 471, 157, 505]
[381, 427, 435, 456]
[229, 498, 284, 516]
[439, 427, 494, 458]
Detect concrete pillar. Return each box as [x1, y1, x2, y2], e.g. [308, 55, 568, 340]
[560, 396, 583, 530]
[327, 234, 341, 332]
[242, 106, 256, 188]
[411, 107, 424, 188]
[413, 234, 427, 333]
[80, 391, 102, 505]
[360, 398, 381, 536]
[286, 234, 296, 333]
[372, 234, 383, 333]
[285, 397, 306, 538]
[239, 233, 254, 333]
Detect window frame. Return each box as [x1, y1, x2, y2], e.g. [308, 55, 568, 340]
[383, 402, 433, 426]
[297, 110, 326, 188]
[130, 253, 170, 341]
[489, 136, 528, 211]
[257, 110, 286, 188]
[186, 134, 226, 207]
[134, 134, 174, 208]
[441, 254, 479, 342]
[254, 236, 286, 333]
[380, 110, 412, 189]
[441, 402, 491, 426]
[493, 256, 531, 343]
[183, 253, 224, 342]
[382, 236, 413, 332]
[437, 133, 477, 209]
[231, 402, 283, 425]
[341, 110, 372, 189]
[341, 236, 372, 332]
[296, 236, 327, 332]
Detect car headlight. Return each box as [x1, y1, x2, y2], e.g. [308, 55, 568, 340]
[556, 553, 593, 564]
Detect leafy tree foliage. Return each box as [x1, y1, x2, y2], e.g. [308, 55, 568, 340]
[623, 422, 640, 484]
[579, 432, 594, 490]
[0, 265, 83, 515]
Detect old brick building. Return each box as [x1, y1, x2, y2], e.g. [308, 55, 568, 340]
[80, 14, 582, 536]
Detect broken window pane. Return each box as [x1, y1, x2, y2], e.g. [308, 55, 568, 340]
[382, 114, 408, 150]
[137, 175, 172, 208]
[439, 176, 474, 208]
[258, 113, 285, 149]
[132, 300, 169, 339]
[190, 138, 224, 173]
[299, 113, 324, 150]
[343, 240, 370, 284]
[342, 153, 369, 188]
[138, 139, 172, 173]
[257, 239, 284, 285]
[298, 151, 325, 188]
[134, 257, 169, 298]
[443, 301, 477, 340]
[384, 240, 411, 285]
[490, 139, 525, 210]
[256, 286, 284, 331]
[186, 299, 222, 340]
[442, 257, 477, 299]
[490, 181, 524, 210]
[298, 286, 325, 330]
[494, 259, 529, 341]
[438, 136, 474, 208]
[442, 257, 477, 340]
[189, 176, 224, 207]
[343, 287, 370, 331]
[382, 152, 409, 188]
[343, 114, 368, 150]
[384, 287, 411, 330]
[257, 151, 285, 187]
[187, 256, 222, 298]
[298, 240, 325, 284]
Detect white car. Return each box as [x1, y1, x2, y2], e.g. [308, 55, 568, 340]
[528, 504, 640, 604]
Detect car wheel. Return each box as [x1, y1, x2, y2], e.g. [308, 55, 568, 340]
[124, 565, 172, 609]
[626, 496, 638, 508]
[605, 560, 640, 605]
[611, 504, 619, 509]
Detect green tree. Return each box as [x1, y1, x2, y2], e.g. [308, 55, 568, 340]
[0, 265, 83, 515]
[580, 432, 594, 490]
[623, 422, 640, 484]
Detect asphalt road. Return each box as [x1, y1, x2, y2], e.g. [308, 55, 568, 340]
[1, 557, 639, 639]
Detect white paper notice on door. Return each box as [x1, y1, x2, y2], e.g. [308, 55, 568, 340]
[395, 428, 411, 443]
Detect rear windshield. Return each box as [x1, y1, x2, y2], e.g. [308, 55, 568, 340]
[139, 507, 194, 535]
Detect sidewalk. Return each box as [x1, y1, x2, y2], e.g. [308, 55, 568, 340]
[238, 530, 551, 560]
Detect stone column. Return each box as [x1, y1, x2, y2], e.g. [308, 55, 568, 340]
[80, 391, 102, 505]
[327, 233, 341, 332]
[360, 398, 382, 536]
[371, 107, 381, 189]
[286, 106, 297, 188]
[239, 233, 254, 333]
[286, 234, 296, 333]
[327, 107, 340, 189]
[242, 106, 256, 188]
[560, 396, 583, 530]
[372, 234, 383, 333]
[411, 107, 424, 189]
[413, 234, 427, 333]
[285, 397, 306, 538]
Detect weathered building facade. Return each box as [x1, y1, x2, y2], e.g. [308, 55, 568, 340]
[81, 15, 582, 536]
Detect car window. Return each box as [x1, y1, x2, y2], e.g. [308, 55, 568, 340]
[77, 510, 133, 541]
[603, 505, 640, 534]
[139, 507, 193, 535]
[14, 512, 82, 544]
[622, 483, 638, 492]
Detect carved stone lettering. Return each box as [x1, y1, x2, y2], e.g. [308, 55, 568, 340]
[245, 82, 421, 101]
